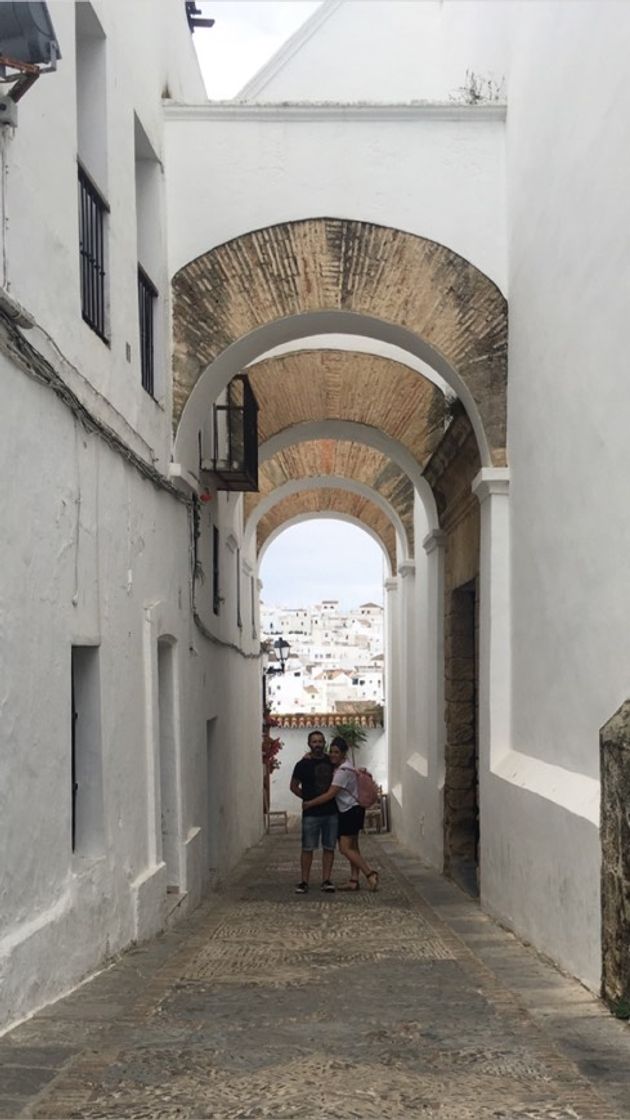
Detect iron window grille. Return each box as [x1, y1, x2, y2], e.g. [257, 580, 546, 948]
[138, 265, 158, 396]
[78, 163, 109, 342]
[208, 374, 259, 492]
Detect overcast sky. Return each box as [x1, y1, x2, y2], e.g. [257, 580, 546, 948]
[260, 521, 385, 610]
[192, 1, 321, 99]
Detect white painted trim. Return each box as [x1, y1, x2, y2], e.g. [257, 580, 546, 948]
[492, 751, 599, 827]
[472, 467, 510, 503]
[423, 529, 447, 554]
[165, 102, 508, 124]
[168, 461, 199, 495]
[236, 0, 345, 100]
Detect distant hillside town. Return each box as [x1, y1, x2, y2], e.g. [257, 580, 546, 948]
[261, 600, 384, 715]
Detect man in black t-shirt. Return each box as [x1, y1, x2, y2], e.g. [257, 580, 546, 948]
[290, 729, 338, 894]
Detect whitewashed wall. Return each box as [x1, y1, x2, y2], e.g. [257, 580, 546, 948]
[238, 0, 511, 104]
[0, 351, 261, 1029]
[482, 0, 630, 989]
[0, 1, 261, 1033]
[390, 495, 444, 869]
[4, 1, 204, 474]
[164, 106, 507, 294]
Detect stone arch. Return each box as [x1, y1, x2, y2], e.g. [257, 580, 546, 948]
[254, 487, 398, 571]
[244, 476, 409, 566]
[260, 420, 437, 526]
[172, 219, 507, 466]
[248, 441, 416, 555]
[259, 513, 393, 578]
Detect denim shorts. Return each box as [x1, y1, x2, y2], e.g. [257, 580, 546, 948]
[301, 813, 338, 851]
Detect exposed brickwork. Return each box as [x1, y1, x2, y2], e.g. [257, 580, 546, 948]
[250, 349, 445, 465]
[424, 410, 482, 884]
[256, 487, 397, 569]
[246, 439, 415, 554]
[172, 220, 507, 463]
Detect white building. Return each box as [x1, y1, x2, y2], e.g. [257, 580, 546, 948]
[2, 0, 630, 1030]
[262, 600, 384, 711]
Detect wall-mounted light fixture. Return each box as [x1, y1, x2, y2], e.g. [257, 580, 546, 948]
[0, 2, 61, 125]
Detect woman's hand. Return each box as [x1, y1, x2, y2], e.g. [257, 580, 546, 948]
[303, 798, 314, 809]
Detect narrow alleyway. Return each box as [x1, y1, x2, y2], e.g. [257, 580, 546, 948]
[2, 832, 629, 1120]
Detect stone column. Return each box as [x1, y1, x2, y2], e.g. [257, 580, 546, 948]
[397, 560, 416, 761]
[472, 468, 511, 771]
[384, 576, 400, 806]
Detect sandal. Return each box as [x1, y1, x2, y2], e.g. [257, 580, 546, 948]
[366, 870, 379, 892]
[338, 880, 360, 892]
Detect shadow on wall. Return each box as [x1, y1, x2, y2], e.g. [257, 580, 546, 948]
[270, 726, 387, 813]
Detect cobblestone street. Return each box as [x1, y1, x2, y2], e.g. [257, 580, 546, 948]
[1, 831, 629, 1119]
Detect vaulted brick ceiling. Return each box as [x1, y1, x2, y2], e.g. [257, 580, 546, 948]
[246, 439, 415, 553]
[172, 218, 508, 465]
[257, 488, 397, 571]
[173, 218, 507, 558]
[250, 350, 445, 466]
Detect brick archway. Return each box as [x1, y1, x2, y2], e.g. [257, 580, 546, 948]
[246, 441, 415, 558]
[259, 512, 394, 577]
[172, 219, 507, 466]
[255, 487, 398, 571]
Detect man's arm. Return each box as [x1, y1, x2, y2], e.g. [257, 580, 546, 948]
[290, 762, 304, 801]
[290, 777, 303, 801]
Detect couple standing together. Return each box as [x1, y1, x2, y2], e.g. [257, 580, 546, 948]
[290, 730, 379, 894]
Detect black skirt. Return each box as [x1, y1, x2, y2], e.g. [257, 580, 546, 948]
[337, 805, 365, 837]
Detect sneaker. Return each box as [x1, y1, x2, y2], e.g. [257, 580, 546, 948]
[321, 880, 336, 893]
[295, 881, 309, 894]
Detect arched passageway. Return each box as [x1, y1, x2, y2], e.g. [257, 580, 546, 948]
[173, 217, 508, 903]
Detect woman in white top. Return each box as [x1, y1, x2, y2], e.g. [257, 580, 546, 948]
[303, 736, 379, 891]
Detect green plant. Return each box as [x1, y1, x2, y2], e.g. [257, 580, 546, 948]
[611, 998, 630, 1020]
[335, 721, 368, 765]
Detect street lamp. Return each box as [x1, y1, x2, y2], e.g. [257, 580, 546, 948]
[273, 636, 290, 669]
[262, 636, 290, 711]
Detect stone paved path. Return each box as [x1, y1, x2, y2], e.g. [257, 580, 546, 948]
[1, 831, 630, 1119]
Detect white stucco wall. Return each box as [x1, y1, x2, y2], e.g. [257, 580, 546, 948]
[238, 0, 511, 105]
[390, 497, 444, 870]
[0, 351, 262, 1030]
[0, 1, 263, 1033]
[479, 0, 630, 989]
[3, 1, 205, 474]
[164, 105, 507, 294]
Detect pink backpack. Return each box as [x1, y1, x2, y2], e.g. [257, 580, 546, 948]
[352, 767, 380, 808]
